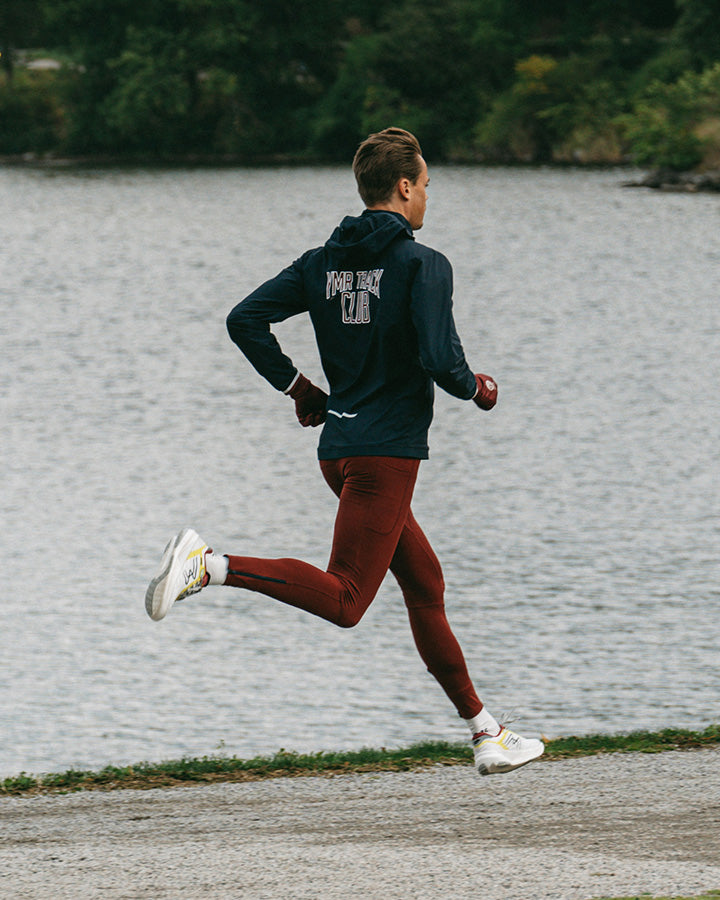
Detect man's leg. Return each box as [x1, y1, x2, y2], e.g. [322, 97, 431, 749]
[144, 460, 544, 774]
[222, 457, 419, 627]
[390, 511, 545, 775]
[389, 509, 483, 719]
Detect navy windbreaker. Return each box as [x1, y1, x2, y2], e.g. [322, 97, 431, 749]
[227, 209, 477, 460]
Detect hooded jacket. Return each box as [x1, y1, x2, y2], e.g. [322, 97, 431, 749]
[227, 209, 477, 460]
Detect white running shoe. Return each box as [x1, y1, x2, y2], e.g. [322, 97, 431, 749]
[145, 528, 210, 621]
[472, 726, 544, 776]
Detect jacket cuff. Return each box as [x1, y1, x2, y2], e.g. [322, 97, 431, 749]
[283, 371, 301, 394]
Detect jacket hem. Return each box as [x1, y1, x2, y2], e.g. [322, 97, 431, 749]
[317, 444, 429, 461]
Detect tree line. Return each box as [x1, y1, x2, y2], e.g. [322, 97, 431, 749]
[2, 0, 720, 169]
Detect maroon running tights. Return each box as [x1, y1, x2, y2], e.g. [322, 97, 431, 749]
[225, 456, 482, 719]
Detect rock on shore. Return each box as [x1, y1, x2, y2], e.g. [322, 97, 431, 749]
[625, 168, 720, 191]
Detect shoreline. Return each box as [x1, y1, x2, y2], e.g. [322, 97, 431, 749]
[3, 725, 718, 798]
[5, 154, 720, 192]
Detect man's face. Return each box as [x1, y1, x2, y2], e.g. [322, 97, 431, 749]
[407, 156, 429, 230]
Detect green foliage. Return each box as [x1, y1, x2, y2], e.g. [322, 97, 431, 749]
[476, 50, 628, 162]
[310, 33, 381, 160]
[312, 0, 518, 161]
[100, 28, 192, 152]
[674, 0, 720, 68]
[0, 69, 65, 153]
[48, 0, 260, 155]
[620, 63, 720, 169]
[631, 44, 695, 93]
[369, 0, 517, 158]
[4, 0, 720, 167]
[622, 104, 703, 171]
[0, 0, 47, 78]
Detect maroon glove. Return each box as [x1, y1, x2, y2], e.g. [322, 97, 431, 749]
[288, 373, 328, 427]
[473, 373, 498, 411]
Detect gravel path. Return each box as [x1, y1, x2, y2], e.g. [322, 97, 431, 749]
[2, 748, 719, 900]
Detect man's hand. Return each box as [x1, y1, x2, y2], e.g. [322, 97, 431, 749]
[288, 374, 328, 427]
[473, 373, 498, 411]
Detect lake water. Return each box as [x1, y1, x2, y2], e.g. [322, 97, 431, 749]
[1, 164, 718, 779]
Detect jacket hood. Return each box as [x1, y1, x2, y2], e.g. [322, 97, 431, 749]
[325, 209, 412, 261]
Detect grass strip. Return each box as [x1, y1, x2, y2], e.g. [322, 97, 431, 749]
[542, 723, 720, 758]
[2, 724, 718, 798]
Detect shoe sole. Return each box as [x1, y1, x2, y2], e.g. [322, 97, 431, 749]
[145, 527, 195, 621]
[476, 744, 545, 776]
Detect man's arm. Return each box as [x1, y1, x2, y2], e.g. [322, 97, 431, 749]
[227, 260, 328, 426]
[226, 261, 307, 392]
[409, 251, 479, 400]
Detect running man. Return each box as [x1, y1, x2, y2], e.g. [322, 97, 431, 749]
[145, 127, 544, 776]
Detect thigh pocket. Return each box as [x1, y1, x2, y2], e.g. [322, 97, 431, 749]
[359, 457, 419, 536]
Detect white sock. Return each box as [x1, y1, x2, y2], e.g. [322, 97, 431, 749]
[465, 708, 501, 738]
[205, 552, 229, 585]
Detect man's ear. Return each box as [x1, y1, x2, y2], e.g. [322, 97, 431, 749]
[397, 177, 412, 200]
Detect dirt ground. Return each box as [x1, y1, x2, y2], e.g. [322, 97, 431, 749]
[2, 748, 719, 899]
